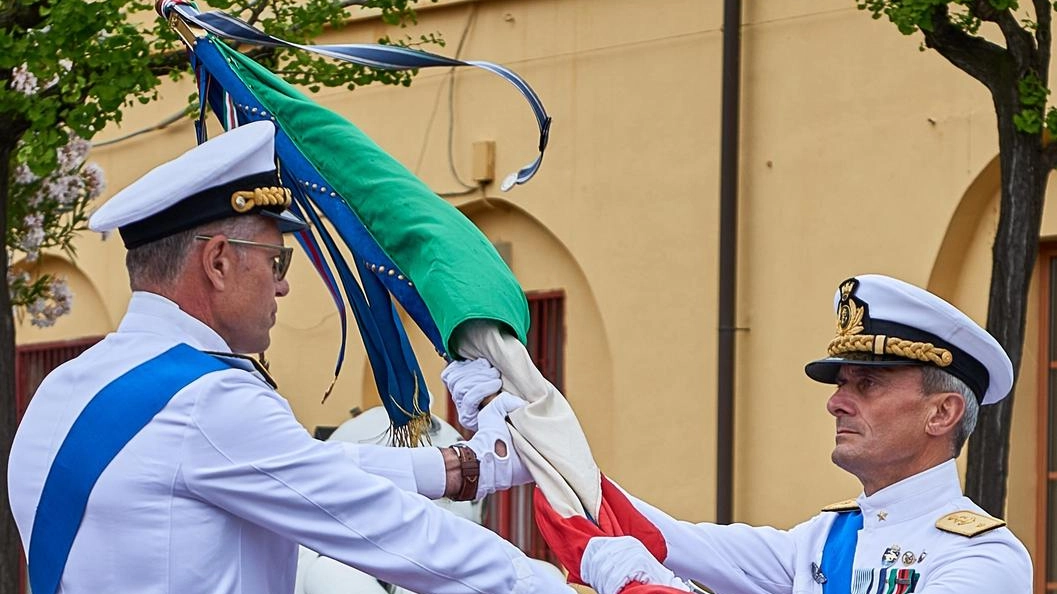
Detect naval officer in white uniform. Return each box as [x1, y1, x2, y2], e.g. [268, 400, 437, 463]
[8, 121, 573, 594]
[447, 274, 1034, 594]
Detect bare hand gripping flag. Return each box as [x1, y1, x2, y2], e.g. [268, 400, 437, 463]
[160, 3, 684, 591]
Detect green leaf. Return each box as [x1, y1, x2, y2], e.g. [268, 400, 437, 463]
[856, 0, 981, 36]
[1044, 107, 1057, 136]
[1019, 73, 1050, 107]
[1014, 109, 1043, 134]
[989, 0, 1018, 10]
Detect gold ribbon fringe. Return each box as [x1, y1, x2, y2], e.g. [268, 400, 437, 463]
[389, 413, 434, 448]
[386, 372, 433, 447]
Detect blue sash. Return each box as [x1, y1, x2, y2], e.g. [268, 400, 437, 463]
[820, 510, 863, 594]
[27, 344, 231, 594]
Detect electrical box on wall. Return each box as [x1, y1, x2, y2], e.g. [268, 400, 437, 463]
[473, 140, 496, 184]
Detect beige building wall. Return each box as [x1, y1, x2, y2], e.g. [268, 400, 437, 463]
[15, 0, 1050, 577]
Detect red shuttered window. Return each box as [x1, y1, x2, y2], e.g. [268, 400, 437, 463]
[15, 337, 102, 421]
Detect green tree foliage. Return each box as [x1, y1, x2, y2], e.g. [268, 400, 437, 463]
[857, 0, 1055, 517]
[0, 0, 435, 590]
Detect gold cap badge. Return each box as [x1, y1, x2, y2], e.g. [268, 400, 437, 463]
[826, 279, 953, 367]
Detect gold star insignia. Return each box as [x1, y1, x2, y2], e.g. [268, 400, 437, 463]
[878, 511, 888, 521]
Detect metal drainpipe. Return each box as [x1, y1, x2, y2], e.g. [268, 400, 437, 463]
[716, 0, 741, 526]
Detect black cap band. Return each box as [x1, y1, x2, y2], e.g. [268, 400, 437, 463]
[867, 319, 990, 402]
[805, 318, 990, 402]
[119, 171, 285, 248]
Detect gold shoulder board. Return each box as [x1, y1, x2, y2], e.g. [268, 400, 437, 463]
[821, 499, 860, 513]
[935, 511, 1006, 537]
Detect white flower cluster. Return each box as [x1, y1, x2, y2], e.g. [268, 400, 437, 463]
[14, 163, 37, 185]
[6, 268, 30, 289]
[19, 214, 45, 263]
[82, 163, 106, 200]
[14, 132, 106, 261]
[6, 268, 74, 328]
[11, 58, 72, 96]
[10, 64, 39, 96]
[25, 277, 73, 328]
[57, 135, 90, 171]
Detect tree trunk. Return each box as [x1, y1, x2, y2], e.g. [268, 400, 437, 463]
[965, 91, 1049, 518]
[0, 138, 21, 593]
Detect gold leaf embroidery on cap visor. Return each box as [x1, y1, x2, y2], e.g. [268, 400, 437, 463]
[829, 279, 953, 367]
[836, 280, 865, 337]
[231, 187, 292, 213]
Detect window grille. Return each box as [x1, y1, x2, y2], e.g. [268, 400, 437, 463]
[15, 336, 102, 421]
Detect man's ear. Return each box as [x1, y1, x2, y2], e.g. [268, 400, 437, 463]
[925, 392, 965, 438]
[200, 235, 234, 291]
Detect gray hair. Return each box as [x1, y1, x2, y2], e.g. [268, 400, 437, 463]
[920, 366, 979, 457]
[126, 216, 262, 290]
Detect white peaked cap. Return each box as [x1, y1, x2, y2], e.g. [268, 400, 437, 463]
[804, 274, 1014, 405]
[89, 121, 305, 247]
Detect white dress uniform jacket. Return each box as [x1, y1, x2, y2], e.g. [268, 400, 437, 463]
[629, 460, 1031, 593]
[9, 292, 554, 594]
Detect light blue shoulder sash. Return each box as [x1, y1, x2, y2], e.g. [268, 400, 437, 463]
[28, 343, 231, 594]
[820, 509, 863, 594]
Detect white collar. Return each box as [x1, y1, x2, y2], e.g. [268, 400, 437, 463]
[118, 291, 231, 353]
[855, 460, 962, 528]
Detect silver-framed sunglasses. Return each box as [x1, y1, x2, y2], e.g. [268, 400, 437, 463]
[194, 235, 293, 281]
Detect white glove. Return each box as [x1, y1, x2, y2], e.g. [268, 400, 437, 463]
[462, 392, 533, 500]
[581, 536, 691, 594]
[442, 358, 502, 431]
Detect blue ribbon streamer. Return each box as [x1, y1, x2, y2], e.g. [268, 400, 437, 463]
[159, 0, 550, 190]
[286, 197, 350, 388]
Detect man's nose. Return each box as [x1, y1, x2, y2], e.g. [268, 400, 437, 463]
[275, 278, 290, 297]
[826, 388, 853, 417]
